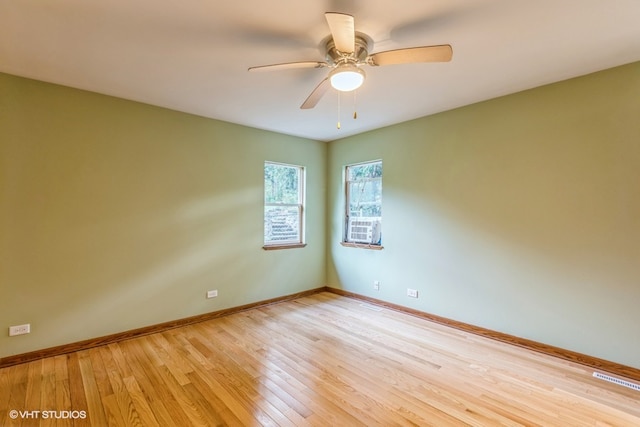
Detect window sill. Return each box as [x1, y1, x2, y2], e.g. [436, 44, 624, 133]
[263, 243, 307, 251]
[340, 242, 384, 250]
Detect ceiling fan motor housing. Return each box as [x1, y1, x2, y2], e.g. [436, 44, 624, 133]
[325, 33, 371, 65]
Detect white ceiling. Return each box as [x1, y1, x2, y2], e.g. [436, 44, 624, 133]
[1, 0, 639, 141]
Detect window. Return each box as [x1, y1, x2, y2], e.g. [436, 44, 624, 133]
[264, 162, 305, 248]
[344, 160, 382, 247]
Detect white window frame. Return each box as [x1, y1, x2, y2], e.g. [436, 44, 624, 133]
[263, 161, 306, 249]
[344, 160, 382, 248]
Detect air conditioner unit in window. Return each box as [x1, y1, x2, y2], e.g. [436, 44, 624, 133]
[348, 217, 381, 244]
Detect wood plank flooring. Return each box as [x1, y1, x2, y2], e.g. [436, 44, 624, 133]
[1, 292, 639, 426]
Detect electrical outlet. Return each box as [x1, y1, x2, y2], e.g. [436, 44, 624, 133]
[206, 290, 218, 299]
[407, 288, 418, 298]
[373, 280, 380, 290]
[9, 324, 30, 336]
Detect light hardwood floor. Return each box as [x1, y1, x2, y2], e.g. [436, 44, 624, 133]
[1, 292, 639, 426]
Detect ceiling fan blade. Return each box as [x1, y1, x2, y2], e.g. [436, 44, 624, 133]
[300, 78, 330, 109]
[248, 61, 327, 72]
[369, 45, 453, 66]
[325, 12, 355, 54]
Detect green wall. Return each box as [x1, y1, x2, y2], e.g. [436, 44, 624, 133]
[0, 73, 327, 358]
[327, 61, 640, 369]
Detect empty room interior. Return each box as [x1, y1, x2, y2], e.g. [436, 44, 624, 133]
[1, 0, 640, 425]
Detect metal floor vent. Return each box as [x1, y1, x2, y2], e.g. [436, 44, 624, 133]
[593, 372, 640, 392]
[360, 303, 383, 312]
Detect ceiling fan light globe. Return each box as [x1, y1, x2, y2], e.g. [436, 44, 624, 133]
[329, 66, 365, 92]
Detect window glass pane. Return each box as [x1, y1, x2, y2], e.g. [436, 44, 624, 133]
[345, 160, 382, 245]
[264, 161, 304, 247]
[348, 161, 383, 181]
[264, 206, 300, 243]
[265, 163, 300, 204]
[348, 180, 382, 217]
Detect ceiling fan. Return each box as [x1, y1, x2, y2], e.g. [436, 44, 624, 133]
[248, 12, 453, 109]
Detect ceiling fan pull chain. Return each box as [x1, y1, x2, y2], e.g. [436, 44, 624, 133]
[353, 90, 357, 120]
[337, 91, 341, 129]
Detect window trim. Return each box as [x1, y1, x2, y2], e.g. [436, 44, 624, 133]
[340, 241, 383, 250]
[263, 243, 307, 251]
[263, 161, 306, 250]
